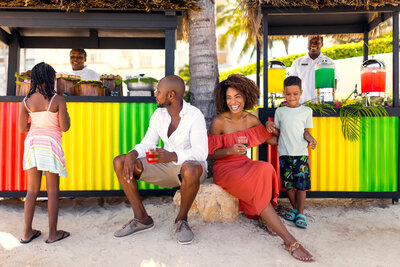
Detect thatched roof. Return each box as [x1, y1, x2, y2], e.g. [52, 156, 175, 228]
[0, 0, 200, 12]
[252, 0, 400, 9]
[240, 0, 400, 43]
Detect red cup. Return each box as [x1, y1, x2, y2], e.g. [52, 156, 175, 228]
[146, 147, 158, 164]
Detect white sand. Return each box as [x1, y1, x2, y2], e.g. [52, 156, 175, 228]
[1, 196, 400, 267]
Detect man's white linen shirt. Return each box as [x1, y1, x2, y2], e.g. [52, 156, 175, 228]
[290, 52, 338, 104]
[132, 100, 208, 167]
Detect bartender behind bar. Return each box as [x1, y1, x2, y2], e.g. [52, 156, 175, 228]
[68, 49, 100, 80]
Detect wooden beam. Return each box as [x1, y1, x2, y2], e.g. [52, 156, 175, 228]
[368, 12, 393, 31]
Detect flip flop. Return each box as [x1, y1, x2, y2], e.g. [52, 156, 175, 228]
[45, 231, 70, 244]
[295, 214, 308, 229]
[283, 209, 298, 222]
[20, 230, 41, 244]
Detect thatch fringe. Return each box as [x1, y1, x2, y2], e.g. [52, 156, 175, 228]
[246, 0, 400, 9]
[0, 0, 200, 12]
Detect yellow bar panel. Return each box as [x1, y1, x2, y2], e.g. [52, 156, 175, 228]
[58, 102, 121, 191]
[310, 117, 359, 191]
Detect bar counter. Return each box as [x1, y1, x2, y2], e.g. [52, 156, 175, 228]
[1, 97, 400, 201]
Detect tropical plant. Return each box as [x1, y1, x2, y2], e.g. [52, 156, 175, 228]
[302, 90, 388, 142]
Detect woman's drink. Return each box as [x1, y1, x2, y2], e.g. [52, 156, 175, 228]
[146, 147, 158, 164]
[237, 136, 248, 155]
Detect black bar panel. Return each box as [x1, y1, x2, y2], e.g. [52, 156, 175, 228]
[0, 96, 156, 103]
[6, 33, 20, 96]
[363, 25, 369, 61]
[269, 24, 364, 35]
[0, 11, 178, 29]
[262, 5, 400, 14]
[0, 28, 11, 45]
[263, 14, 268, 108]
[165, 29, 175, 76]
[393, 11, 400, 108]
[21, 37, 165, 49]
[256, 40, 261, 88]
[2, 190, 398, 198]
[368, 12, 393, 31]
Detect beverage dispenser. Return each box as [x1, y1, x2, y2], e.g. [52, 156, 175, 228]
[315, 58, 335, 104]
[361, 59, 386, 106]
[268, 60, 286, 107]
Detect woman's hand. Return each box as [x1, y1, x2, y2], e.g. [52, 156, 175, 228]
[228, 144, 247, 155]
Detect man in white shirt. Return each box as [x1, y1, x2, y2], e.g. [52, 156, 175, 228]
[112, 75, 208, 245]
[290, 36, 338, 103]
[68, 49, 100, 80]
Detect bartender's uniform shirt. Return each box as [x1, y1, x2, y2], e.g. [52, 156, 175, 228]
[68, 66, 100, 80]
[290, 52, 338, 104]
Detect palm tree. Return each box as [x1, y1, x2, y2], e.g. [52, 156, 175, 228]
[217, 0, 290, 59]
[188, 0, 219, 128]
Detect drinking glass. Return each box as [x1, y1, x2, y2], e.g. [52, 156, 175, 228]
[237, 136, 248, 155]
[146, 147, 158, 164]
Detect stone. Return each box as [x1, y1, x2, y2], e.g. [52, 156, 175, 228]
[173, 179, 239, 222]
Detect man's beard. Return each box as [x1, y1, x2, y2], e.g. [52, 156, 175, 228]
[157, 100, 171, 108]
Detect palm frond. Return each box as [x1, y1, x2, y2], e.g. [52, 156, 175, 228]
[339, 104, 388, 141]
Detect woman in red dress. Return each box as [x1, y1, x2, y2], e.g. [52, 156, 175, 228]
[208, 74, 314, 262]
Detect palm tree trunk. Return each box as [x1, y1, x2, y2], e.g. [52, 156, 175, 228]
[188, 0, 219, 129]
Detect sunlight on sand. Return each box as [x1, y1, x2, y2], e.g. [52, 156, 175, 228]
[140, 259, 168, 267]
[0, 232, 22, 250]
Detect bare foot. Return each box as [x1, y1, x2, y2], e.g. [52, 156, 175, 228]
[46, 230, 70, 244]
[285, 241, 314, 262]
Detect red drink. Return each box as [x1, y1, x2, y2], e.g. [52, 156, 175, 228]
[361, 69, 386, 93]
[146, 147, 158, 164]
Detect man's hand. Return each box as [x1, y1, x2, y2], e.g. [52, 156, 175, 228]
[155, 148, 177, 163]
[123, 151, 142, 183]
[265, 121, 277, 134]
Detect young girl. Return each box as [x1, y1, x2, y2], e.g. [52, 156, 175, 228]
[19, 62, 71, 244]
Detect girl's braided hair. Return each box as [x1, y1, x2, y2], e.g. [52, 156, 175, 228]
[26, 62, 56, 100]
[214, 74, 259, 114]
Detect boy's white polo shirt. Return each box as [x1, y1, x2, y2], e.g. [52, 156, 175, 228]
[290, 52, 338, 104]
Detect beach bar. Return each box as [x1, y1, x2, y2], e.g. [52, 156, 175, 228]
[0, 3, 193, 197]
[255, 2, 400, 203]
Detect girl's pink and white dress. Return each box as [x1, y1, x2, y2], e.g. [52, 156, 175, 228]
[23, 94, 68, 177]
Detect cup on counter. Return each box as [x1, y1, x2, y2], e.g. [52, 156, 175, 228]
[146, 147, 159, 164]
[237, 136, 248, 155]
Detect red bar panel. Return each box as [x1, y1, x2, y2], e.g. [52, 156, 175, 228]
[0, 102, 27, 191]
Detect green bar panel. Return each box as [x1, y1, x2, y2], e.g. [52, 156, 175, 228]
[119, 103, 166, 190]
[359, 117, 398, 191]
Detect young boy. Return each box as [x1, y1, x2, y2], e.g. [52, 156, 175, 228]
[266, 76, 317, 229]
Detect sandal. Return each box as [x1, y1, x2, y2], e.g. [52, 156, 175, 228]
[286, 241, 314, 262]
[295, 214, 308, 229]
[283, 209, 298, 222]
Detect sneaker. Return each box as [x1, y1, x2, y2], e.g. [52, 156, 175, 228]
[175, 220, 194, 245]
[113, 216, 154, 239]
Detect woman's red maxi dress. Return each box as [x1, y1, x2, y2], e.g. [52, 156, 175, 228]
[208, 124, 280, 217]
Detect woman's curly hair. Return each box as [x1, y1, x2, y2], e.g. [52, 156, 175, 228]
[26, 62, 56, 100]
[214, 74, 259, 114]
